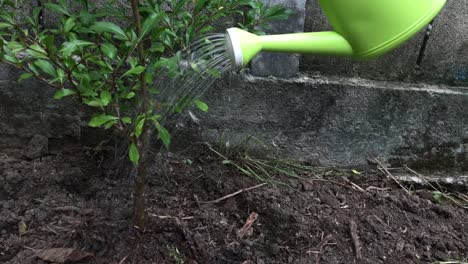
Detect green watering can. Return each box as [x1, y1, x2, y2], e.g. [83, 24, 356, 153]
[226, 0, 447, 69]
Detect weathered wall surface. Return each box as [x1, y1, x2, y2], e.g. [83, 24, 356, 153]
[420, 0, 468, 85]
[193, 73, 468, 170]
[251, 0, 306, 78]
[301, 0, 468, 86]
[0, 66, 82, 150]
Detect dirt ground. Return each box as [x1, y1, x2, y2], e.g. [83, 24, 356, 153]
[0, 142, 467, 264]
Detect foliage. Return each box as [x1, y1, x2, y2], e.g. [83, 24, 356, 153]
[0, 0, 289, 165]
[0, 0, 290, 227]
[167, 245, 185, 264]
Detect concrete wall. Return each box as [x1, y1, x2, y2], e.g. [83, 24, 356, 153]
[420, 0, 468, 85]
[190, 73, 468, 170]
[0, 66, 82, 151]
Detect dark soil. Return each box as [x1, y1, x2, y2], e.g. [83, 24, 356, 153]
[0, 143, 467, 264]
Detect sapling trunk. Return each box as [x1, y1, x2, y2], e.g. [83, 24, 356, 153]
[134, 129, 151, 228]
[130, 0, 151, 229]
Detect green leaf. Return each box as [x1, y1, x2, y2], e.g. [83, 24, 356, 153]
[194, 99, 208, 112]
[85, 100, 104, 107]
[2, 54, 17, 63]
[0, 13, 15, 24]
[88, 114, 118, 127]
[174, 0, 188, 13]
[27, 43, 48, 59]
[90, 21, 127, 40]
[56, 68, 65, 83]
[103, 120, 117, 129]
[79, 9, 95, 25]
[206, 68, 221, 78]
[100, 90, 111, 106]
[33, 59, 56, 77]
[124, 91, 136, 99]
[156, 124, 171, 148]
[122, 66, 145, 78]
[194, 0, 208, 14]
[43, 3, 70, 16]
[122, 117, 131, 124]
[32, 7, 42, 26]
[129, 143, 140, 166]
[63, 17, 76, 33]
[28, 63, 40, 75]
[150, 42, 164, 53]
[60, 39, 94, 56]
[139, 13, 159, 41]
[7, 41, 24, 53]
[0, 22, 13, 30]
[135, 118, 145, 138]
[18, 73, 33, 82]
[351, 169, 362, 175]
[100, 43, 117, 59]
[198, 25, 214, 34]
[54, 88, 76, 99]
[42, 35, 56, 53]
[432, 191, 443, 203]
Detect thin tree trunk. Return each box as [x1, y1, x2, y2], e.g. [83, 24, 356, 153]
[130, 0, 151, 229]
[134, 130, 150, 228]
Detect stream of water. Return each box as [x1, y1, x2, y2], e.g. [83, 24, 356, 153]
[156, 34, 232, 126]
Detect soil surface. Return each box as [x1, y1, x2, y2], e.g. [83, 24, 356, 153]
[0, 143, 467, 264]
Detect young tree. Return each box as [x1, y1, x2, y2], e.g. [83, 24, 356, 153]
[0, 0, 290, 227]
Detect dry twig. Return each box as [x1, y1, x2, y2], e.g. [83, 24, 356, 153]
[52, 206, 81, 213]
[202, 183, 267, 204]
[373, 158, 411, 195]
[308, 234, 334, 264]
[349, 220, 362, 260]
[149, 214, 194, 221]
[341, 177, 366, 193]
[237, 212, 259, 240]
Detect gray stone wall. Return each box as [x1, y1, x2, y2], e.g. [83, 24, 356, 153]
[0, 65, 82, 150]
[193, 73, 468, 170]
[251, 0, 306, 78]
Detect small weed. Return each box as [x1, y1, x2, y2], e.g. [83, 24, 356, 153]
[167, 245, 184, 264]
[405, 166, 468, 209]
[432, 191, 443, 203]
[183, 159, 193, 165]
[207, 135, 323, 185]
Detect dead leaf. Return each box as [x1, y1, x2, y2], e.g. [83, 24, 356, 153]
[18, 221, 27, 237]
[237, 212, 258, 240]
[36, 248, 93, 263]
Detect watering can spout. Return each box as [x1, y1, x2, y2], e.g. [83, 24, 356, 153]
[226, 0, 447, 69]
[226, 28, 353, 68]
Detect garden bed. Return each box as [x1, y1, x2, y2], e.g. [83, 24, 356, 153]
[0, 142, 467, 263]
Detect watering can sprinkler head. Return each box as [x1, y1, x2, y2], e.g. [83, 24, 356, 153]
[226, 0, 447, 69]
